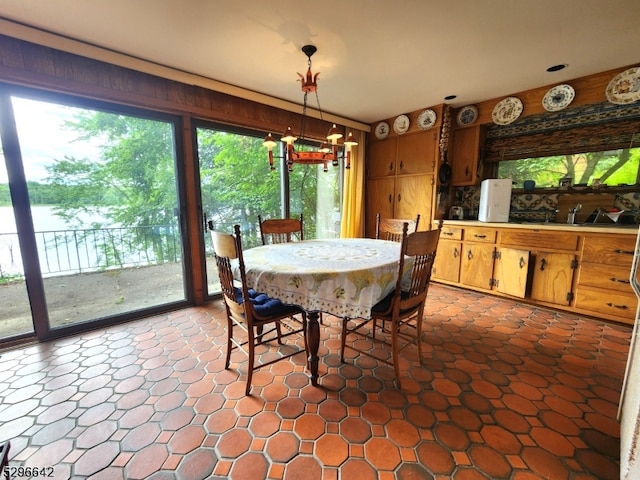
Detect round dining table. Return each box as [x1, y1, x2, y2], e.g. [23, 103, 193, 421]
[237, 238, 402, 386]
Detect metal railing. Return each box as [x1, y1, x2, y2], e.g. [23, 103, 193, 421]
[0, 224, 182, 278]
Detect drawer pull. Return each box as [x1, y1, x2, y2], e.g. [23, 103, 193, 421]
[474, 234, 487, 239]
[610, 277, 631, 284]
[614, 249, 634, 255]
[519, 257, 526, 269]
[606, 302, 629, 310]
[467, 250, 473, 260]
[539, 258, 547, 271]
[453, 248, 459, 258]
[443, 231, 454, 236]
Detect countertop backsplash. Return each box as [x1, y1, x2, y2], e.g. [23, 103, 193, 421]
[453, 185, 640, 225]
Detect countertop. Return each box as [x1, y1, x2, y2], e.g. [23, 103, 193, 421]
[441, 220, 640, 235]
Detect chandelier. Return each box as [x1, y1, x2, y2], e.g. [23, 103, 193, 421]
[263, 45, 357, 172]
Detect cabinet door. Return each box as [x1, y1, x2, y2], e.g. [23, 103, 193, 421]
[366, 177, 395, 238]
[449, 126, 482, 185]
[460, 243, 494, 289]
[433, 240, 461, 283]
[396, 131, 437, 175]
[530, 252, 575, 305]
[394, 174, 434, 230]
[494, 248, 530, 298]
[368, 138, 397, 178]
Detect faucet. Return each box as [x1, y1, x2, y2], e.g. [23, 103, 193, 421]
[567, 203, 582, 224]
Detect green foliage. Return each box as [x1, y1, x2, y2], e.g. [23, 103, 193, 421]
[498, 147, 640, 187]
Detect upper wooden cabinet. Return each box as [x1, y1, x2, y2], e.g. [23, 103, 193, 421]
[449, 125, 485, 185]
[366, 130, 438, 237]
[396, 131, 437, 175]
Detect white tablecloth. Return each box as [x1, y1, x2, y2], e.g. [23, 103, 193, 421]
[237, 238, 401, 319]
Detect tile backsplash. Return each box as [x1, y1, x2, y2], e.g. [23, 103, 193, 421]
[454, 186, 640, 224]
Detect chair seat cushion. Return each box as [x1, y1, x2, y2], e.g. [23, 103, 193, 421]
[234, 287, 300, 317]
[372, 290, 411, 315]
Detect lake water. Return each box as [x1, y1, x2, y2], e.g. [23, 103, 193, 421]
[0, 206, 115, 275]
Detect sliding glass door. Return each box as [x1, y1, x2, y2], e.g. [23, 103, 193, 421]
[195, 123, 344, 297]
[0, 89, 188, 340]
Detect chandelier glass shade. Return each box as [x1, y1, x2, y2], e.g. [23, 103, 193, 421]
[263, 45, 357, 172]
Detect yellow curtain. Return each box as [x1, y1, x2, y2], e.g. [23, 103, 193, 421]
[340, 130, 366, 238]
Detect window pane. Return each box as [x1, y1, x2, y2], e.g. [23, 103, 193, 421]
[497, 147, 640, 188]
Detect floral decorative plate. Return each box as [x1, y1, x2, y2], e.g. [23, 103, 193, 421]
[456, 105, 478, 126]
[606, 67, 640, 105]
[492, 96, 523, 125]
[393, 114, 410, 135]
[374, 121, 390, 140]
[542, 84, 575, 112]
[417, 109, 437, 130]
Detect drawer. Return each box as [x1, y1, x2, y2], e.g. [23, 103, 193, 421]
[440, 226, 462, 241]
[574, 286, 637, 322]
[463, 227, 496, 243]
[582, 235, 636, 266]
[500, 230, 578, 251]
[577, 263, 634, 294]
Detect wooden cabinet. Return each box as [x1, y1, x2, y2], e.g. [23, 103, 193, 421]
[366, 131, 437, 237]
[500, 229, 578, 306]
[449, 125, 484, 185]
[460, 227, 496, 290]
[575, 234, 638, 324]
[433, 226, 462, 283]
[431, 222, 638, 325]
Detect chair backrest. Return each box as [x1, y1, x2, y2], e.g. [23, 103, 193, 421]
[392, 220, 442, 314]
[258, 214, 304, 245]
[210, 224, 255, 324]
[376, 213, 420, 242]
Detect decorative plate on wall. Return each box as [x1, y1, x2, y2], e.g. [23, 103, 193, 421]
[542, 84, 575, 112]
[417, 109, 437, 130]
[492, 96, 523, 125]
[456, 105, 479, 126]
[374, 121, 390, 140]
[393, 114, 410, 134]
[606, 67, 640, 105]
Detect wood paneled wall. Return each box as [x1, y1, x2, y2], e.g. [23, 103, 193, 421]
[0, 34, 337, 140]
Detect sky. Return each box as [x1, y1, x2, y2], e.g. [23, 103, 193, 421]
[0, 96, 101, 184]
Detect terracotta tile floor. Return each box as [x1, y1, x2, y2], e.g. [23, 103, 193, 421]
[0, 284, 632, 479]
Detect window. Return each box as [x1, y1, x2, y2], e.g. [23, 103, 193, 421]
[497, 146, 640, 188]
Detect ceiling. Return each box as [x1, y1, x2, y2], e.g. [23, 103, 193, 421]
[0, 0, 639, 125]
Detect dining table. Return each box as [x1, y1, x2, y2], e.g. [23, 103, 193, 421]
[235, 237, 402, 386]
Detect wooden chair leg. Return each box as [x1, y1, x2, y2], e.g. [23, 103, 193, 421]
[391, 318, 401, 389]
[225, 318, 233, 369]
[246, 326, 256, 396]
[416, 311, 425, 364]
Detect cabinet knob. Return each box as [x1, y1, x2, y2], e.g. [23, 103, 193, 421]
[400, 160, 404, 171]
[397, 194, 402, 202]
[467, 250, 473, 260]
[539, 258, 547, 271]
[389, 162, 393, 171]
[453, 248, 459, 258]
[388, 194, 392, 203]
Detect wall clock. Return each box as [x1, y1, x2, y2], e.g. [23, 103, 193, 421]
[417, 109, 437, 130]
[374, 121, 390, 140]
[393, 114, 410, 135]
[542, 84, 575, 112]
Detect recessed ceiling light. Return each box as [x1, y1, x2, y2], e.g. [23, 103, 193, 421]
[444, 95, 457, 100]
[546, 64, 567, 72]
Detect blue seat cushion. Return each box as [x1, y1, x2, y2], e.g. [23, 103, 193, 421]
[234, 287, 297, 317]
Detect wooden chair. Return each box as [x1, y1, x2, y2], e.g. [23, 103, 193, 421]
[375, 213, 420, 242]
[210, 224, 308, 395]
[340, 220, 442, 388]
[258, 214, 304, 245]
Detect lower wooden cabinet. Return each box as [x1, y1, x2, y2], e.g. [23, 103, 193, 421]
[434, 222, 637, 325]
[575, 234, 638, 324]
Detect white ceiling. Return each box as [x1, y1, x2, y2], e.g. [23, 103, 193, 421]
[0, 0, 639, 124]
